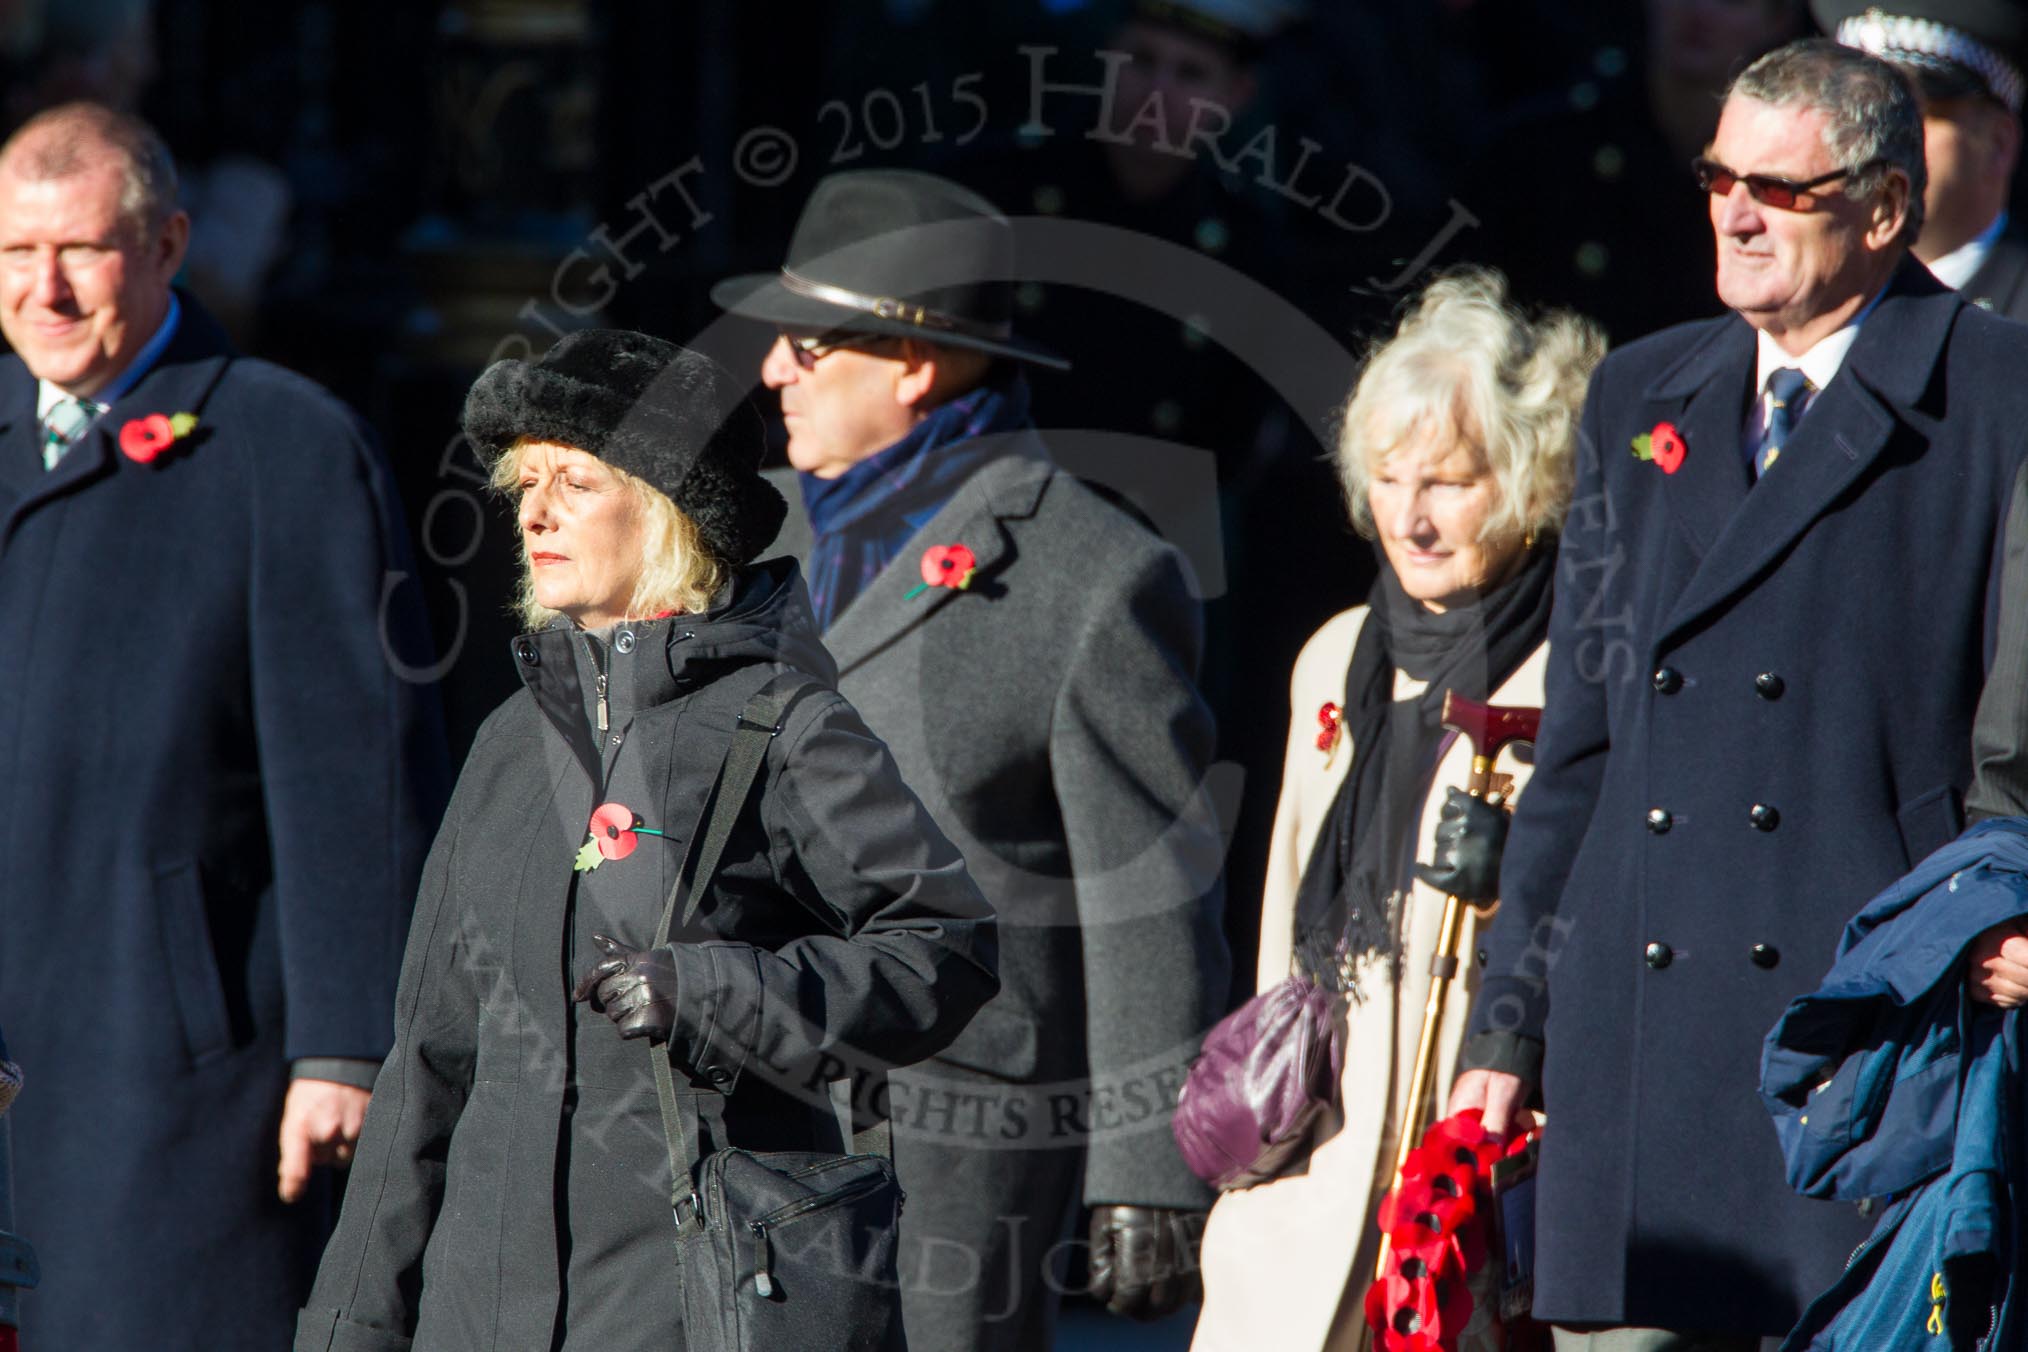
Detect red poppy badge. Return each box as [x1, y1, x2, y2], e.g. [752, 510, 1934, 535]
[1630, 421, 1687, 475]
[119, 411, 199, 464]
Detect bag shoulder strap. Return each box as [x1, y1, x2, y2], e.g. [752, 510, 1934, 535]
[653, 669, 806, 947]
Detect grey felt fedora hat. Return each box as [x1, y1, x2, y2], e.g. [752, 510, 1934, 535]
[710, 169, 1069, 371]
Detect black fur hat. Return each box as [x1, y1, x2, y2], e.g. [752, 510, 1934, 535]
[463, 330, 786, 566]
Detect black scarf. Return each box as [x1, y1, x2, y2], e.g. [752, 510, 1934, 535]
[1290, 543, 1556, 995]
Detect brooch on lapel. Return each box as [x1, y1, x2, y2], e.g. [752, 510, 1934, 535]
[119, 411, 199, 465]
[573, 801, 670, 872]
[904, 543, 978, 600]
[1316, 701, 1343, 762]
[1629, 421, 1687, 475]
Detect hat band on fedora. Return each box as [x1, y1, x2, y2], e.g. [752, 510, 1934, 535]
[778, 268, 1014, 341]
[1838, 11, 2025, 112]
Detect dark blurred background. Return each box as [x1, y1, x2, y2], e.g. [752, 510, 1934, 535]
[9, 0, 1861, 994]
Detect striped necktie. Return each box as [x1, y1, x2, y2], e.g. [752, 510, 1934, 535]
[41, 396, 102, 471]
[1755, 367, 1811, 479]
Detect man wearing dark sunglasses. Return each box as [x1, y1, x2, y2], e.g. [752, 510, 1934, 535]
[1820, 0, 2028, 319]
[1453, 37, 2028, 1352]
[714, 169, 1229, 1352]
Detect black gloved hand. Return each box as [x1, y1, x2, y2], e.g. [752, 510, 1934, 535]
[1412, 786, 1510, 903]
[570, 933, 679, 1043]
[1086, 1205, 1205, 1320]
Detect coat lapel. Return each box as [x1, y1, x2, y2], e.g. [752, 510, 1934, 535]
[1657, 260, 1957, 645]
[0, 295, 233, 549]
[0, 364, 40, 507]
[1964, 232, 2028, 316]
[820, 432, 1052, 676]
[1643, 317, 1756, 559]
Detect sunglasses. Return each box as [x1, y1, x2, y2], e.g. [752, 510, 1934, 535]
[1692, 156, 1886, 209]
[777, 328, 890, 370]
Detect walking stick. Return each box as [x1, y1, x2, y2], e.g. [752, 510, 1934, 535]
[1368, 692, 1541, 1320]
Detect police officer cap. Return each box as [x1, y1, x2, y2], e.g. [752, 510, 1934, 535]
[1130, 0, 1307, 53]
[1814, 1, 2028, 112]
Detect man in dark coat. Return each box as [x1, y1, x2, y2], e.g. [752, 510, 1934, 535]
[1820, 0, 2028, 320]
[1451, 41, 2028, 1347]
[0, 103, 445, 1350]
[714, 169, 1230, 1351]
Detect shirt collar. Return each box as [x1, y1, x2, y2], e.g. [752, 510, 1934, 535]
[36, 292, 182, 422]
[1927, 210, 2009, 293]
[1754, 281, 1887, 398]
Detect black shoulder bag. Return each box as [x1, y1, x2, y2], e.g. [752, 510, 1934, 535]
[649, 672, 907, 1352]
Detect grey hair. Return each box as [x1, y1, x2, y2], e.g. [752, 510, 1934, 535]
[1336, 267, 1605, 544]
[0, 101, 179, 234]
[1730, 38, 1927, 246]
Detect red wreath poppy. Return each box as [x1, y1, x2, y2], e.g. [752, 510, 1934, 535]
[119, 413, 176, 463]
[1650, 421, 1688, 474]
[1363, 1255, 1474, 1352]
[589, 802, 639, 861]
[1316, 701, 1342, 754]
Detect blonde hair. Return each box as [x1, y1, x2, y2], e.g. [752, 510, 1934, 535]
[1337, 267, 1605, 544]
[490, 439, 727, 628]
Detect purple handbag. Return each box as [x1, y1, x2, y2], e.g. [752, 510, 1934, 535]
[1172, 975, 1345, 1190]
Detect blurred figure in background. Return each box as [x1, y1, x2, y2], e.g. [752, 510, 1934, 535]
[0, 103, 444, 1350]
[1462, 0, 1804, 341]
[1192, 269, 1601, 1352]
[716, 168, 1230, 1352]
[1821, 0, 2028, 318]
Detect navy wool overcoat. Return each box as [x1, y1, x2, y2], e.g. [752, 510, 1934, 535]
[1470, 261, 2028, 1335]
[0, 297, 447, 1351]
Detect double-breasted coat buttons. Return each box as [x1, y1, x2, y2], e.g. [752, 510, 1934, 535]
[1751, 944, 1780, 969]
[1652, 667, 1683, 694]
[1647, 807, 1673, 834]
[1645, 942, 1674, 970]
[1755, 672, 1785, 699]
[1750, 803, 1781, 831]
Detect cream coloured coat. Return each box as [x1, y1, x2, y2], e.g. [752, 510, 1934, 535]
[1191, 606, 1548, 1352]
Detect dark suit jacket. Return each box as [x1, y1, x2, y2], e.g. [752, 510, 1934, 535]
[0, 297, 446, 1351]
[1469, 260, 2028, 1334]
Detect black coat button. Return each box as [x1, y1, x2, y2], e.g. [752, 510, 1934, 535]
[1647, 807, 1673, 834]
[514, 640, 539, 666]
[1645, 941, 1674, 970]
[1475, 947, 1489, 969]
[1751, 944, 1780, 969]
[1750, 803, 1781, 831]
[1652, 667, 1683, 694]
[1755, 672, 1785, 699]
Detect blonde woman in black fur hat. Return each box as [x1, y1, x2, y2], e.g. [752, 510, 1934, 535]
[295, 330, 997, 1352]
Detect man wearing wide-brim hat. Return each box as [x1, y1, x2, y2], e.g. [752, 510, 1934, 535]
[1821, 0, 2028, 316]
[714, 169, 1230, 1351]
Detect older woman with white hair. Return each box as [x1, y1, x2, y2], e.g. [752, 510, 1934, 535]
[1190, 269, 1603, 1352]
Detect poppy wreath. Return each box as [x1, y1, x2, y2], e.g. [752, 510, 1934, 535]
[1364, 1108, 1533, 1352]
[572, 801, 672, 872]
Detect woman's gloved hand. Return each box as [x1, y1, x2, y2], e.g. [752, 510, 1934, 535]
[1412, 787, 1510, 903]
[1087, 1205, 1205, 1320]
[571, 933, 679, 1042]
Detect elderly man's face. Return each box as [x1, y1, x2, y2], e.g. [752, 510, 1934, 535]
[0, 154, 184, 397]
[759, 333, 917, 479]
[1709, 96, 1901, 341]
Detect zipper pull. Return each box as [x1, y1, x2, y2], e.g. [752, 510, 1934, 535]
[596, 672, 609, 732]
[750, 1220, 773, 1297]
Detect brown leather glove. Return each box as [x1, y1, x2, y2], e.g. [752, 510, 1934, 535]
[571, 933, 679, 1043]
[1087, 1205, 1205, 1319]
